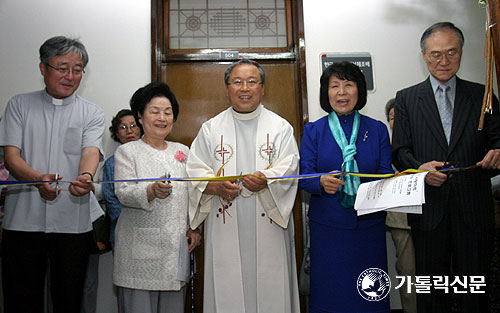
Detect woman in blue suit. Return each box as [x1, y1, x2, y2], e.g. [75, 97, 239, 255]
[299, 62, 393, 313]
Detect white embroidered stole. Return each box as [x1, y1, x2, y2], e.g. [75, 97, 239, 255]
[208, 107, 289, 313]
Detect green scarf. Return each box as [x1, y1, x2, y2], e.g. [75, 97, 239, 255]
[327, 111, 361, 208]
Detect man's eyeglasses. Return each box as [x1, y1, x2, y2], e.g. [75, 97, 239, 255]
[426, 49, 460, 62]
[118, 124, 138, 132]
[227, 79, 262, 89]
[45, 63, 85, 76]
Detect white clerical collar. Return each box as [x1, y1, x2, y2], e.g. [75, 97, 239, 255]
[52, 98, 63, 106]
[42, 89, 77, 106]
[231, 103, 263, 121]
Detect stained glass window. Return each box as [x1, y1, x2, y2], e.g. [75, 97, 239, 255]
[169, 0, 287, 49]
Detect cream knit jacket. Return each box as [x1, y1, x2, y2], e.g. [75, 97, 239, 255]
[113, 139, 190, 290]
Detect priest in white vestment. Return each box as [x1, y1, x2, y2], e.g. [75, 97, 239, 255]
[187, 60, 300, 313]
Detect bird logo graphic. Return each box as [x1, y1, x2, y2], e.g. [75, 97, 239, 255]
[357, 268, 391, 301]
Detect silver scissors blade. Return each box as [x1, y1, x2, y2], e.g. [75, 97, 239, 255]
[166, 172, 172, 195]
[54, 172, 59, 196]
[237, 172, 242, 195]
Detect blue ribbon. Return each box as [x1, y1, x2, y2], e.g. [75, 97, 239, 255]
[0, 165, 473, 187]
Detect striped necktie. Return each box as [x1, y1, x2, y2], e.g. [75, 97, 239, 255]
[437, 84, 453, 143]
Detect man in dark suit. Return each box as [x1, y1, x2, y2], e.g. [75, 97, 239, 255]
[392, 22, 500, 313]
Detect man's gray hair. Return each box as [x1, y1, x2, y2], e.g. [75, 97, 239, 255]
[39, 36, 89, 67]
[224, 59, 266, 85]
[420, 22, 464, 52]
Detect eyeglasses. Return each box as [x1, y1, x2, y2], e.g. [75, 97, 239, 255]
[227, 79, 262, 89]
[45, 63, 85, 76]
[118, 124, 138, 132]
[426, 49, 460, 62]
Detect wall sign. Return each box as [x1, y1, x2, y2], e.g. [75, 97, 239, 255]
[320, 53, 375, 92]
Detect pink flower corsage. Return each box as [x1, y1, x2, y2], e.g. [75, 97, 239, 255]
[175, 150, 186, 163]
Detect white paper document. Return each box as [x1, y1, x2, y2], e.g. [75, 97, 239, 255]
[354, 172, 428, 216]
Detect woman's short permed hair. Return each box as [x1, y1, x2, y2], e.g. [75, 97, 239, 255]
[109, 109, 143, 143]
[384, 98, 395, 123]
[129, 82, 180, 124]
[319, 61, 367, 114]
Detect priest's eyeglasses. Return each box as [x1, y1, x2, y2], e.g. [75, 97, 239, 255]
[227, 79, 263, 89]
[426, 49, 460, 62]
[45, 63, 85, 76]
[118, 124, 138, 132]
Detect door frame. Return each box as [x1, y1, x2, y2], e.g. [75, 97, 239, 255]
[151, 0, 308, 126]
[150, 1, 309, 312]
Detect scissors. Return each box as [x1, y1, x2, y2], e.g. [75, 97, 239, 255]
[54, 172, 60, 196]
[166, 172, 172, 195]
[236, 172, 243, 195]
[437, 161, 457, 179]
[338, 165, 347, 191]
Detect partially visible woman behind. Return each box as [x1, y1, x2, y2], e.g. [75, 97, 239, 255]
[113, 82, 201, 313]
[102, 109, 142, 247]
[299, 62, 393, 313]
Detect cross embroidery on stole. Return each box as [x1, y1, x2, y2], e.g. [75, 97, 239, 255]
[216, 135, 232, 224]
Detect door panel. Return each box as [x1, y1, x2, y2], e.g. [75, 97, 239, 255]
[163, 62, 301, 146]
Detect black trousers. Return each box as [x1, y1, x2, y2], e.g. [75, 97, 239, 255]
[2, 229, 92, 313]
[412, 206, 493, 313]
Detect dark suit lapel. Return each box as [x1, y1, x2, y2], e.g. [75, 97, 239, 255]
[448, 78, 473, 154]
[417, 79, 448, 152]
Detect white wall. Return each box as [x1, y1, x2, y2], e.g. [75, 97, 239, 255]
[0, 0, 494, 312]
[0, 0, 151, 158]
[303, 0, 491, 125]
[0, 1, 151, 312]
[303, 1, 491, 309]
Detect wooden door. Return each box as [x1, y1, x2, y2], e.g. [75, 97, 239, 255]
[164, 61, 303, 145]
[152, 1, 308, 312]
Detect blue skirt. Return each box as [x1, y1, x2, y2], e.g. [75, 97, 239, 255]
[309, 219, 390, 313]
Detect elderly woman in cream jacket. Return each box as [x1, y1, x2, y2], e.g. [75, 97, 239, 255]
[113, 82, 201, 313]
